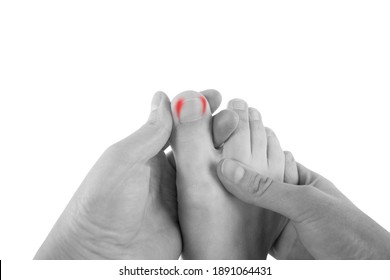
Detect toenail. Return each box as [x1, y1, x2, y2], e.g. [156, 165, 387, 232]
[200, 96, 207, 114]
[175, 98, 185, 119]
[250, 109, 261, 121]
[230, 99, 247, 110]
[179, 98, 204, 123]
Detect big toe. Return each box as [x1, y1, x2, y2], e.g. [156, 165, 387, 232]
[170, 90, 215, 169]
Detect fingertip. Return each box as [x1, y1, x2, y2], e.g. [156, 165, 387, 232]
[151, 91, 171, 113]
[148, 91, 172, 134]
[217, 158, 225, 175]
[219, 158, 246, 184]
[158, 91, 173, 114]
[216, 158, 231, 181]
[158, 90, 170, 103]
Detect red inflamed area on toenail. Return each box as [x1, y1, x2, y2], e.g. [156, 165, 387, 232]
[200, 96, 207, 114]
[175, 98, 185, 120]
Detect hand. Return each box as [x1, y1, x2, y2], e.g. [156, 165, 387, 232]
[217, 157, 390, 259]
[34, 90, 238, 259]
[269, 151, 314, 259]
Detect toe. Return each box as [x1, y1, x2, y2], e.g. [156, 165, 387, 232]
[223, 99, 251, 161]
[212, 109, 239, 148]
[170, 90, 215, 169]
[266, 127, 285, 182]
[201, 89, 222, 114]
[248, 107, 267, 166]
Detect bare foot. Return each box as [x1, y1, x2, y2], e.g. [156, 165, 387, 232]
[170, 91, 287, 259]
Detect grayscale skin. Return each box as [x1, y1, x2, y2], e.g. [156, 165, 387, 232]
[170, 91, 288, 260]
[34, 89, 239, 259]
[34, 88, 390, 260]
[217, 155, 390, 259]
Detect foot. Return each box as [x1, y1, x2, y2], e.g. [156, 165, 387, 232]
[170, 91, 287, 259]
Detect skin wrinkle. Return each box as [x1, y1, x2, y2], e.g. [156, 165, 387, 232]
[37, 89, 390, 260]
[65, 214, 120, 259]
[249, 119, 256, 156]
[75, 159, 148, 256]
[37, 91, 203, 259]
[249, 173, 274, 199]
[266, 136, 271, 167]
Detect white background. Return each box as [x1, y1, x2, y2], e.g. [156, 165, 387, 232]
[1, 0, 390, 266]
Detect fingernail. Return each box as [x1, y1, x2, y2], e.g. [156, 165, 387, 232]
[221, 159, 245, 183]
[151, 91, 162, 111]
[229, 99, 248, 110]
[249, 109, 261, 121]
[179, 98, 203, 123]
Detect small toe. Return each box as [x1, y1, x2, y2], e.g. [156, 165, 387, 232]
[223, 99, 251, 160]
[248, 107, 267, 164]
[266, 127, 285, 182]
[212, 109, 239, 148]
[201, 89, 222, 114]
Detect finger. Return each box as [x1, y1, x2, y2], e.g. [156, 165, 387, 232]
[284, 151, 299, 185]
[217, 158, 322, 222]
[212, 109, 239, 148]
[109, 91, 172, 163]
[296, 162, 344, 198]
[201, 89, 222, 114]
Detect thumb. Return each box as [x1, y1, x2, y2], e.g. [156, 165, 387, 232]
[110, 91, 173, 162]
[217, 159, 322, 222]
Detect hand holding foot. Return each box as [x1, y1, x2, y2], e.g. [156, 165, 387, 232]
[217, 156, 390, 259]
[170, 92, 288, 259]
[34, 89, 239, 260]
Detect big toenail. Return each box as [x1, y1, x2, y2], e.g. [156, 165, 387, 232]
[200, 96, 207, 114]
[231, 100, 247, 110]
[175, 98, 185, 119]
[179, 98, 204, 123]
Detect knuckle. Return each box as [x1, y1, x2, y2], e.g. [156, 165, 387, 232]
[246, 173, 273, 197]
[247, 173, 261, 195]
